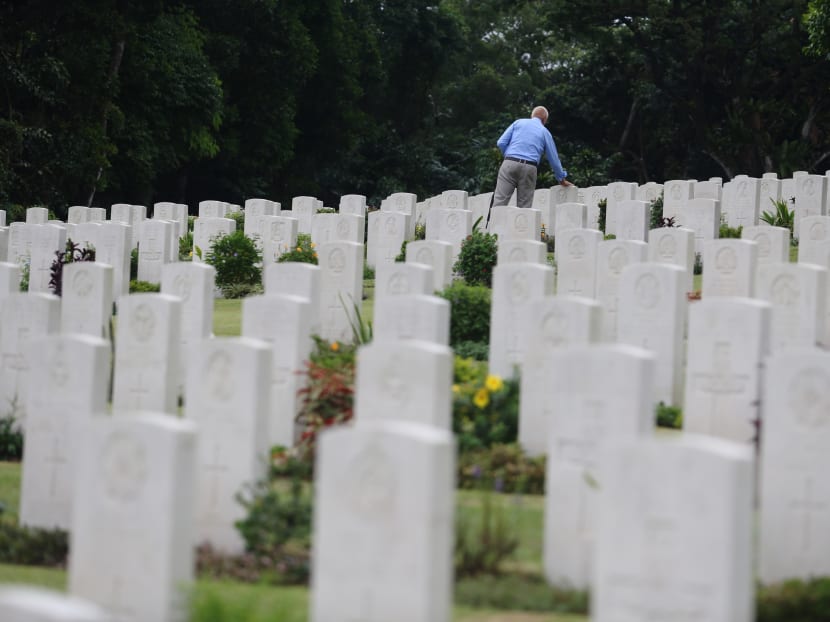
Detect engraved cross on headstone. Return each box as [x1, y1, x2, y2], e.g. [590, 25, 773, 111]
[46, 436, 69, 497]
[204, 443, 229, 515]
[791, 476, 827, 552]
[693, 343, 749, 418]
[127, 373, 151, 409]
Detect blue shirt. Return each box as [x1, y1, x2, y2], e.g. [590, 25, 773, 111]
[497, 117, 568, 182]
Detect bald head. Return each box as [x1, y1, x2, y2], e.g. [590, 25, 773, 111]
[531, 106, 549, 123]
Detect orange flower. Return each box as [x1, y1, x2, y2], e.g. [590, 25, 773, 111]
[331, 341, 340, 352]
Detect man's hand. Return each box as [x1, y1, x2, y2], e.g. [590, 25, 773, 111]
[560, 179, 574, 187]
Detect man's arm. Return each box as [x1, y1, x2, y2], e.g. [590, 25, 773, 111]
[497, 123, 515, 154]
[543, 130, 570, 183]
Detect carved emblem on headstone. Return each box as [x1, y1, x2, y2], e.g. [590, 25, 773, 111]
[635, 273, 660, 309]
[130, 304, 156, 343]
[101, 432, 148, 503]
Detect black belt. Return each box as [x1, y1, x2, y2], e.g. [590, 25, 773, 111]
[505, 156, 538, 166]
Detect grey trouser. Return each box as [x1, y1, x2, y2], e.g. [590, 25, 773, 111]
[493, 159, 537, 208]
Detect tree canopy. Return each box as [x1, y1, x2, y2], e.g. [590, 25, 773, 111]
[1, 0, 828, 216]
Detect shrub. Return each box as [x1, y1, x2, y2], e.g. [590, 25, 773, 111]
[757, 577, 830, 622]
[761, 197, 796, 234]
[130, 247, 138, 280]
[455, 487, 519, 578]
[0, 415, 23, 460]
[48, 238, 96, 297]
[457, 443, 545, 495]
[277, 233, 317, 265]
[317, 207, 336, 214]
[228, 210, 245, 231]
[656, 402, 683, 429]
[129, 280, 161, 293]
[0, 519, 68, 566]
[453, 358, 519, 452]
[597, 198, 608, 232]
[540, 224, 555, 253]
[295, 338, 356, 461]
[414, 221, 426, 240]
[438, 282, 491, 345]
[649, 193, 665, 229]
[179, 231, 194, 261]
[220, 282, 263, 299]
[394, 239, 408, 262]
[205, 230, 262, 293]
[363, 264, 375, 280]
[453, 340, 489, 361]
[454, 217, 498, 287]
[719, 218, 743, 239]
[694, 252, 703, 275]
[455, 574, 588, 614]
[18, 258, 29, 292]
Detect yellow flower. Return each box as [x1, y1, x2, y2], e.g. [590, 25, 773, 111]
[296, 246, 302, 252]
[485, 374, 503, 392]
[330, 341, 340, 352]
[311, 243, 316, 248]
[473, 388, 490, 409]
[313, 253, 318, 258]
[452, 384, 460, 394]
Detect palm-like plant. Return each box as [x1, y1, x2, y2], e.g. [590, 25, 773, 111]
[760, 198, 795, 233]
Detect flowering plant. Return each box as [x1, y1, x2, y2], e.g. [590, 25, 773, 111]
[277, 233, 317, 264]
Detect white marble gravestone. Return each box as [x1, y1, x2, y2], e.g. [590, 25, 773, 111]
[259, 215, 298, 264]
[310, 421, 454, 622]
[614, 200, 650, 241]
[742, 225, 790, 266]
[29, 224, 67, 293]
[68, 413, 197, 622]
[468, 193, 493, 229]
[694, 179, 722, 201]
[794, 174, 828, 238]
[702, 239, 758, 298]
[355, 340, 453, 429]
[756, 262, 827, 351]
[425, 208, 472, 262]
[636, 182, 663, 203]
[111, 294, 181, 415]
[0, 293, 60, 426]
[192, 217, 235, 264]
[496, 239, 547, 265]
[405, 240, 453, 292]
[617, 263, 686, 406]
[0, 586, 109, 622]
[678, 198, 720, 255]
[262, 262, 321, 338]
[576, 186, 606, 230]
[518, 296, 602, 455]
[198, 200, 228, 219]
[291, 196, 321, 234]
[725, 176, 760, 228]
[662, 180, 694, 221]
[604, 181, 636, 236]
[595, 240, 648, 341]
[374, 262, 433, 300]
[383, 192, 418, 238]
[340, 194, 367, 216]
[0, 209, 5, 227]
[0, 228, 7, 265]
[186, 337, 272, 553]
[0, 262, 20, 299]
[153, 202, 188, 238]
[367, 211, 409, 269]
[96, 222, 131, 299]
[489, 263, 555, 378]
[759, 178, 782, 220]
[7, 222, 33, 265]
[532, 188, 554, 234]
[489, 206, 541, 241]
[647, 227, 695, 293]
[60, 263, 113, 338]
[67, 206, 90, 225]
[759, 348, 830, 584]
[241, 294, 312, 448]
[553, 202, 586, 240]
[312, 213, 364, 246]
[593, 436, 754, 622]
[26, 207, 49, 224]
[372, 294, 450, 345]
[554, 228, 601, 297]
[243, 198, 279, 240]
[20, 334, 110, 530]
[683, 298, 771, 443]
[110, 204, 139, 250]
[798, 215, 830, 267]
[543, 344, 655, 589]
[137, 220, 171, 284]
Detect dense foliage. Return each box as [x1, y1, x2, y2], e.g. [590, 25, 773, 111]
[1, 1, 827, 216]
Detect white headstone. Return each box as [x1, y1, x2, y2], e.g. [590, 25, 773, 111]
[519, 296, 602, 455]
[154, 202, 188, 238]
[490, 206, 541, 241]
[555, 228, 601, 297]
[137, 220, 170, 284]
[618, 263, 686, 406]
[756, 262, 827, 350]
[759, 348, 830, 584]
[576, 186, 606, 230]
[242, 294, 312, 448]
[291, 196, 319, 234]
[192, 217, 235, 264]
[425, 208, 472, 262]
[0, 227, 7, 265]
[0, 293, 60, 426]
[355, 340, 453, 429]
[26, 207, 49, 224]
[310, 421, 454, 622]
[468, 193, 493, 229]
[7, 222, 32, 265]
[243, 198, 279, 240]
[405, 240, 453, 292]
[614, 200, 650, 241]
[312, 213, 365, 246]
[384, 192, 418, 239]
[532, 188, 553, 233]
[374, 262, 433, 299]
[677, 198, 720, 254]
[110, 204, 138, 249]
[544, 344, 655, 589]
[259, 215, 298, 264]
[372, 294, 450, 345]
[759, 178, 782, 222]
[0, 261, 20, 299]
[497, 239, 547, 265]
[20, 334, 110, 530]
[489, 263, 555, 378]
[605, 182, 636, 235]
[662, 180, 694, 220]
[593, 436, 755, 622]
[340, 194, 367, 216]
[647, 226, 695, 293]
[0, 209, 5, 227]
[798, 215, 830, 266]
[725, 176, 760, 228]
[0, 586, 109, 621]
[367, 211, 408, 269]
[186, 337, 272, 553]
[595, 240, 648, 340]
[67, 206, 91, 225]
[199, 200, 228, 219]
[636, 182, 663, 203]
[29, 224, 67, 293]
[683, 298, 771, 442]
[702, 239, 758, 298]
[96, 222, 131, 299]
[554, 202, 586, 240]
[795, 174, 828, 237]
[741, 225, 790, 265]
[694, 179, 722, 201]
[60, 263, 113, 338]
[68, 414, 197, 622]
[262, 262, 322, 338]
[112, 294, 181, 415]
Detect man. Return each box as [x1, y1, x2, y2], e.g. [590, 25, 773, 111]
[493, 106, 573, 208]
